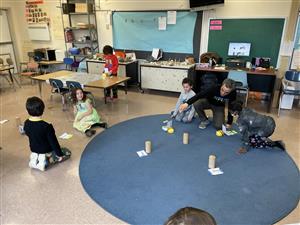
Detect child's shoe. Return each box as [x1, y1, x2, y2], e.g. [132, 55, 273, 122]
[198, 120, 210, 129]
[85, 129, 96, 137]
[37, 154, 47, 171]
[29, 153, 38, 168]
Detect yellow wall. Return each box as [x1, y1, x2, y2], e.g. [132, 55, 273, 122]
[0, 0, 296, 73]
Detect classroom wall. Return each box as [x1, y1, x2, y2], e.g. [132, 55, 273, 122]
[0, 0, 295, 73]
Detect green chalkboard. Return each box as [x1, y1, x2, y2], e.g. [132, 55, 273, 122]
[208, 18, 285, 67]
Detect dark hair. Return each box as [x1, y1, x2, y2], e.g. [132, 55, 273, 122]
[164, 207, 217, 225]
[71, 88, 87, 104]
[230, 100, 243, 113]
[26, 96, 45, 117]
[182, 78, 193, 86]
[222, 78, 236, 90]
[103, 45, 113, 55]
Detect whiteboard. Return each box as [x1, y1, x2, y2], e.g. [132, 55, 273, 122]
[0, 10, 12, 42]
[27, 23, 51, 41]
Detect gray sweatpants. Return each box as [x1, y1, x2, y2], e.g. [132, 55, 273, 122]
[193, 98, 225, 129]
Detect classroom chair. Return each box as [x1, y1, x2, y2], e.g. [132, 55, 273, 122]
[66, 80, 96, 107]
[49, 78, 69, 111]
[63, 57, 74, 71]
[20, 61, 39, 85]
[278, 70, 300, 117]
[227, 70, 249, 106]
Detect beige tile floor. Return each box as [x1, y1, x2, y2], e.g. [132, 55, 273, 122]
[0, 80, 299, 225]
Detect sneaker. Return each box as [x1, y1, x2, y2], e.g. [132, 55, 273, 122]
[29, 153, 38, 168]
[198, 120, 210, 129]
[36, 154, 47, 171]
[99, 122, 108, 129]
[85, 129, 96, 137]
[274, 140, 286, 151]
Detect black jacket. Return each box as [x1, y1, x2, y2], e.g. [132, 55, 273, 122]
[187, 85, 237, 124]
[24, 118, 64, 157]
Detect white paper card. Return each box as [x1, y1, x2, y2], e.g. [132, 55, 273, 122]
[59, 132, 73, 139]
[167, 11, 177, 24]
[158, 16, 167, 30]
[222, 124, 237, 136]
[0, 119, 8, 124]
[137, 150, 148, 157]
[208, 167, 224, 176]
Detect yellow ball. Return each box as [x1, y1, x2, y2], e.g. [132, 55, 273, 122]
[167, 127, 174, 134]
[216, 130, 223, 137]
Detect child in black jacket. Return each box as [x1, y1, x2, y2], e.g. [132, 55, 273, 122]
[24, 97, 70, 171]
[230, 101, 285, 153]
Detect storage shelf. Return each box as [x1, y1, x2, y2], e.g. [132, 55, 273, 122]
[65, 27, 96, 30]
[68, 12, 95, 15]
[67, 41, 98, 44]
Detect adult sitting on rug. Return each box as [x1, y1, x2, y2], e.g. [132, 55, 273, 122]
[230, 101, 285, 153]
[179, 78, 236, 130]
[164, 207, 216, 225]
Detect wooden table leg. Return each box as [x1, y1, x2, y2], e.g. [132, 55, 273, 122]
[104, 88, 107, 104]
[38, 81, 42, 97]
[125, 81, 128, 95]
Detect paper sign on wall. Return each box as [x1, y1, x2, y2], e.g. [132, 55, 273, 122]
[158, 16, 167, 30]
[167, 11, 176, 24]
[210, 20, 222, 25]
[210, 25, 222, 30]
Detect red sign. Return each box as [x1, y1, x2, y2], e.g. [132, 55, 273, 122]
[26, 0, 43, 4]
[210, 25, 222, 30]
[210, 20, 222, 25]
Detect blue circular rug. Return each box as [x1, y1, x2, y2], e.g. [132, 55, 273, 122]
[79, 114, 300, 225]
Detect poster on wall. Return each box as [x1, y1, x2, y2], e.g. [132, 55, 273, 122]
[25, 0, 50, 24]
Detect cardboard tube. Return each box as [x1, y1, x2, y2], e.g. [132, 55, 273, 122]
[208, 155, 216, 169]
[15, 117, 21, 127]
[145, 141, 152, 154]
[183, 132, 189, 144]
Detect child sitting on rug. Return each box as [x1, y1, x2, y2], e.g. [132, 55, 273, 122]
[164, 207, 216, 225]
[24, 97, 71, 171]
[230, 101, 285, 153]
[171, 78, 196, 123]
[72, 88, 107, 137]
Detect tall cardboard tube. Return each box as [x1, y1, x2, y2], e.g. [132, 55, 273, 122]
[145, 141, 152, 154]
[208, 155, 216, 169]
[183, 132, 189, 144]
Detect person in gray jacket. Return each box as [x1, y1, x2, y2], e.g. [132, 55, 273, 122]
[230, 101, 285, 153]
[172, 78, 196, 123]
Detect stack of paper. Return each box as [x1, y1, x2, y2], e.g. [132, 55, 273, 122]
[59, 132, 73, 139]
[208, 167, 224, 176]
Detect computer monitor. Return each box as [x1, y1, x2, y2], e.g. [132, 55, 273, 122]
[228, 42, 251, 57]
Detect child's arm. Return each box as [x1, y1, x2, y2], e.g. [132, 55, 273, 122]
[73, 105, 77, 116]
[172, 93, 183, 117]
[46, 124, 64, 157]
[76, 99, 93, 121]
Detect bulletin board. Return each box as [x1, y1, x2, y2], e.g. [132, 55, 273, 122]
[207, 18, 285, 67]
[112, 11, 197, 53]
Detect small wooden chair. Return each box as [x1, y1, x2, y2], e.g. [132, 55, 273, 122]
[20, 61, 39, 85]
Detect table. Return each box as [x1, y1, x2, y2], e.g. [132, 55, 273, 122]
[195, 66, 277, 112]
[31, 70, 130, 104]
[38, 60, 64, 73]
[0, 65, 21, 88]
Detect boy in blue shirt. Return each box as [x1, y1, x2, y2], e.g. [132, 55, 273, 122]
[172, 78, 196, 123]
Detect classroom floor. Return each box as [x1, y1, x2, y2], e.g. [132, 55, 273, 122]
[1, 79, 299, 225]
